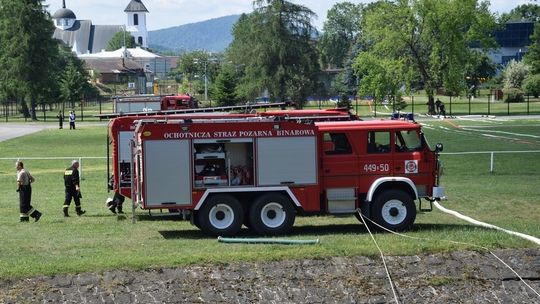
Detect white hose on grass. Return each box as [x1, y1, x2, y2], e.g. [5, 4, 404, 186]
[433, 201, 540, 246]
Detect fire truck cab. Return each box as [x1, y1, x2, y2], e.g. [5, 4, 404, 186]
[131, 117, 444, 236]
[160, 95, 198, 110]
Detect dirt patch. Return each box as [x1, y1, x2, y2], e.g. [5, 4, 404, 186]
[1, 248, 539, 303]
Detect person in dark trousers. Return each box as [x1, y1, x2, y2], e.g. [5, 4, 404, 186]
[69, 111, 76, 130]
[106, 192, 125, 214]
[435, 98, 442, 115]
[63, 160, 85, 217]
[106, 176, 126, 214]
[16, 161, 42, 222]
[56, 111, 64, 129]
[438, 101, 447, 118]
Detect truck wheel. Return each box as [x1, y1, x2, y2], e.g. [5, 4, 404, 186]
[371, 190, 416, 231]
[198, 195, 243, 236]
[249, 193, 295, 236]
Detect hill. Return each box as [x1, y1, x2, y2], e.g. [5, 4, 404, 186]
[148, 15, 240, 54]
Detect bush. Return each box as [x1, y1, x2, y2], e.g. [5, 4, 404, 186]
[504, 88, 525, 103]
[337, 94, 351, 108]
[502, 60, 529, 89]
[523, 74, 540, 98]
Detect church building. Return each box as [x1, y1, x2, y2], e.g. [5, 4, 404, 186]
[52, 0, 149, 54]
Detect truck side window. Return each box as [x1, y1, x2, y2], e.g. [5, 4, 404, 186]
[367, 131, 390, 153]
[395, 130, 422, 152]
[324, 133, 352, 155]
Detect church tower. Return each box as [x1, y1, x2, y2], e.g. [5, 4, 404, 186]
[124, 0, 149, 48]
[52, 0, 76, 30]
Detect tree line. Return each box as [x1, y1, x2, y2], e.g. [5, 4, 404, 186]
[0, 0, 95, 120]
[174, 0, 540, 108]
[1, 0, 539, 120]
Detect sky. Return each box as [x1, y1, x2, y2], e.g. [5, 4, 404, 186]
[44, 0, 533, 31]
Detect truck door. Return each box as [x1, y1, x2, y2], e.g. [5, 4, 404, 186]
[321, 132, 359, 188]
[392, 129, 432, 196]
[359, 131, 393, 180]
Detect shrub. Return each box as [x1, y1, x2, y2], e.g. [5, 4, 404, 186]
[504, 88, 525, 103]
[502, 59, 529, 89]
[523, 74, 540, 98]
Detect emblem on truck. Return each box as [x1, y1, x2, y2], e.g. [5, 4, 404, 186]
[405, 160, 418, 174]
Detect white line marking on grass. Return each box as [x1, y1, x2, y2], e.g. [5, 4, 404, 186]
[480, 133, 519, 141]
[463, 128, 540, 139]
[465, 124, 540, 128]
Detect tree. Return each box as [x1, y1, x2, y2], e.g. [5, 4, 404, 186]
[106, 30, 137, 51]
[318, 2, 363, 68]
[525, 21, 540, 74]
[523, 74, 540, 97]
[60, 61, 85, 109]
[502, 59, 529, 89]
[169, 51, 222, 101]
[0, 0, 60, 120]
[211, 64, 239, 106]
[464, 51, 497, 94]
[354, 52, 404, 104]
[227, 1, 320, 107]
[60, 56, 92, 110]
[500, 4, 540, 22]
[354, 0, 497, 105]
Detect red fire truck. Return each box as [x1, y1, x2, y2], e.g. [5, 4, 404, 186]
[113, 94, 197, 114]
[130, 117, 444, 236]
[107, 109, 357, 199]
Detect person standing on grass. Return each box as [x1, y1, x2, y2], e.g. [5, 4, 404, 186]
[56, 111, 64, 129]
[69, 111, 76, 129]
[63, 160, 85, 217]
[16, 161, 42, 222]
[435, 98, 442, 115]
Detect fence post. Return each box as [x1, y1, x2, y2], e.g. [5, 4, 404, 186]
[411, 95, 414, 116]
[468, 95, 471, 115]
[449, 96, 452, 117]
[490, 152, 494, 173]
[79, 157, 83, 180]
[488, 93, 491, 116]
[527, 94, 530, 115]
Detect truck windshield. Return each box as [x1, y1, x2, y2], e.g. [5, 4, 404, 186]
[395, 130, 422, 152]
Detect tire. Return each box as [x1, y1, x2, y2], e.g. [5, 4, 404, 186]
[371, 189, 416, 231]
[198, 194, 243, 236]
[249, 193, 295, 236]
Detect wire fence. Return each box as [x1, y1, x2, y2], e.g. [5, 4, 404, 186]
[0, 156, 107, 180]
[440, 150, 540, 174]
[3, 151, 540, 177]
[309, 92, 540, 118]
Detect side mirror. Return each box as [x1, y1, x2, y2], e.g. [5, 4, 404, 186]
[435, 143, 443, 153]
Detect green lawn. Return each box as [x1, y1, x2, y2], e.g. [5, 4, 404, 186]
[0, 118, 538, 279]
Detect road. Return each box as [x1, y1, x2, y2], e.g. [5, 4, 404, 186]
[0, 122, 107, 142]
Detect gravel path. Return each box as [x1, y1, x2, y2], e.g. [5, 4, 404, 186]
[1, 248, 539, 303]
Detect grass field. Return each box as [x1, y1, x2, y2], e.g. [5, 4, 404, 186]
[0, 117, 539, 279]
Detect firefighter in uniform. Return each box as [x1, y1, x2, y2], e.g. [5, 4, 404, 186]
[16, 161, 42, 222]
[106, 192, 125, 214]
[106, 176, 125, 214]
[63, 160, 86, 217]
